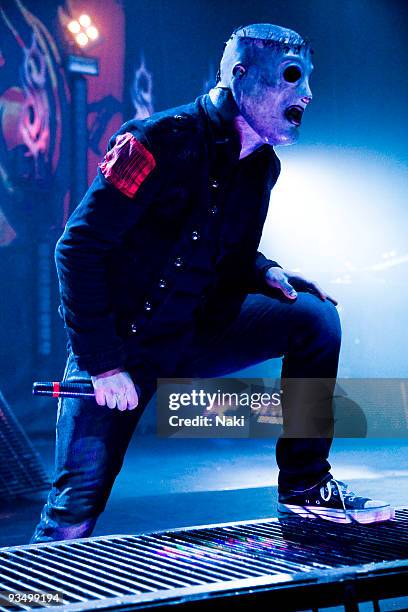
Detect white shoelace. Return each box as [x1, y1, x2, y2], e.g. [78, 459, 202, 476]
[322, 479, 358, 508]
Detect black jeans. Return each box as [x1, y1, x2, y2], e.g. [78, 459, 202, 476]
[30, 292, 341, 543]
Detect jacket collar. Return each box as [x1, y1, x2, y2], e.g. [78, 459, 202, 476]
[200, 89, 241, 154]
[200, 88, 278, 166]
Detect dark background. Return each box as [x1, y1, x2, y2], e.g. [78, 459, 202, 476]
[1, 0, 407, 434]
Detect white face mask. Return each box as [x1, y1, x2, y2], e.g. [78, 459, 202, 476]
[230, 48, 314, 146]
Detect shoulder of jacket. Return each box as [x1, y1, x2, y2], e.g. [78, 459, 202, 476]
[108, 99, 205, 155]
[144, 100, 206, 153]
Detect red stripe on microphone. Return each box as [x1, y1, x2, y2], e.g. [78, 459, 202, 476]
[52, 382, 60, 398]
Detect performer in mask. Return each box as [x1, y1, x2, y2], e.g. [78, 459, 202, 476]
[31, 24, 393, 543]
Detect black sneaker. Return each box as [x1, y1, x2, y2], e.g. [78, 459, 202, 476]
[278, 478, 395, 524]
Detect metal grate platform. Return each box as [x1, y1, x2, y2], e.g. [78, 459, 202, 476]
[1, 509, 407, 611]
[0, 391, 49, 497]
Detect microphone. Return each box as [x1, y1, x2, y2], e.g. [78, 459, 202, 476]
[33, 381, 95, 399]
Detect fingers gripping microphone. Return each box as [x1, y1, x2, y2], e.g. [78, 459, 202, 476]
[33, 381, 95, 399]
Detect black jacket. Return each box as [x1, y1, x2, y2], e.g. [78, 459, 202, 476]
[55, 91, 282, 376]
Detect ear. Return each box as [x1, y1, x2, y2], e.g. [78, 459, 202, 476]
[232, 63, 246, 78]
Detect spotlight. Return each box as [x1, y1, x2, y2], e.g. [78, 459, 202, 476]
[61, 9, 99, 218]
[75, 32, 89, 47]
[64, 12, 99, 50]
[86, 26, 99, 41]
[78, 14, 91, 28]
[67, 20, 80, 34]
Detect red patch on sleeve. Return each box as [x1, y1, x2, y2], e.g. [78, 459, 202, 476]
[98, 132, 156, 198]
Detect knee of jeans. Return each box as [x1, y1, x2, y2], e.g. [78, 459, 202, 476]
[297, 294, 342, 346]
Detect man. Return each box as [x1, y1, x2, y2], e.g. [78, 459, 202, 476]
[31, 23, 393, 543]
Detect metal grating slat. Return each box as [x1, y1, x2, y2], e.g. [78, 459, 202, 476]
[0, 392, 50, 497]
[136, 534, 267, 578]
[122, 536, 269, 578]
[8, 550, 138, 596]
[139, 532, 307, 575]
[75, 541, 198, 590]
[164, 529, 321, 573]
[0, 509, 407, 611]
[82, 539, 219, 584]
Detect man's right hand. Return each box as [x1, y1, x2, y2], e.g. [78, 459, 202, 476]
[91, 369, 139, 411]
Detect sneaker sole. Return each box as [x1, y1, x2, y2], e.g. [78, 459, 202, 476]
[277, 503, 395, 524]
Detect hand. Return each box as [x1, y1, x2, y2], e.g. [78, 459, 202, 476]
[265, 267, 338, 305]
[91, 368, 139, 411]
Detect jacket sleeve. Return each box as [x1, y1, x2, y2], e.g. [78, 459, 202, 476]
[55, 127, 162, 376]
[245, 251, 282, 292]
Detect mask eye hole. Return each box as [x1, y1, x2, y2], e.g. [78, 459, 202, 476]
[283, 65, 302, 83]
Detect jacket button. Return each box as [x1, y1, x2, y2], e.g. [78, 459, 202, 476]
[174, 256, 183, 268]
[211, 179, 219, 189]
[158, 278, 167, 289]
[130, 323, 137, 334]
[209, 205, 218, 215]
[144, 301, 152, 312]
[191, 230, 200, 241]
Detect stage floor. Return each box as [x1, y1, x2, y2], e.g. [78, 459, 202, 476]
[1, 437, 407, 548]
[1, 510, 407, 611]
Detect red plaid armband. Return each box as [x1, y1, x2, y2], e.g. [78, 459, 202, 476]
[98, 132, 156, 198]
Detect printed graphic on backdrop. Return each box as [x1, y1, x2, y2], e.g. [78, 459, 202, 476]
[58, 0, 125, 190]
[0, 0, 68, 244]
[0, 0, 125, 431]
[131, 53, 154, 119]
[58, 1, 123, 160]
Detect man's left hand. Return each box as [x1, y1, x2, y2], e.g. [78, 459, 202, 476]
[265, 267, 338, 305]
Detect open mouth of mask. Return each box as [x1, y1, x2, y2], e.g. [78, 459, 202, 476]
[284, 105, 304, 126]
